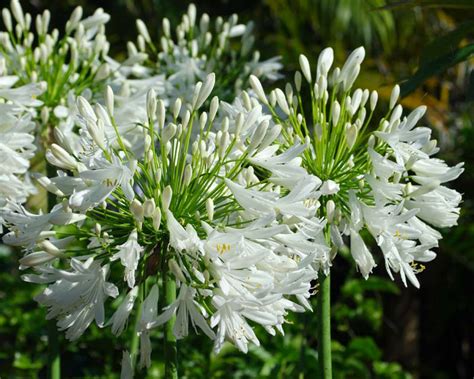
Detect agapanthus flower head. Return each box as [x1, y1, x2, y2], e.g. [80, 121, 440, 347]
[250, 46, 464, 288]
[0, 0, 111, 127]
[125, 3, 281, 104]
[2, 72, 329, 365]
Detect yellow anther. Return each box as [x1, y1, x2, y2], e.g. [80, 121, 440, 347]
[103, 178, 118, 187]
[410, 261, 426, 273]
[304, 198, 319, 208]
[216, 243, 231, 255]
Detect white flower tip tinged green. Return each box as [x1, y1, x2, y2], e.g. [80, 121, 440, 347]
[249, 74, 267, 104]
[298, 54, 311, 83]
[162, 185, 172, 212]
[389, 84, 400, 110]
[130, 199, 144, 223]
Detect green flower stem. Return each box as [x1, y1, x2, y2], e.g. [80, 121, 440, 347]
[47, 319, 60, 379]
[130, 284, 144, 372]
[317, 272, 332, 379]
[164, 254, 178, 379]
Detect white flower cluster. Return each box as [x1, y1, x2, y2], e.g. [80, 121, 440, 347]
[0, 58, 45, 232]
[0, 0, 111, 117]
[117, 3, 282, 105]
[0, 0, 279, 234]
[250, 46, 464, 288]
[2, 76, 329, 365]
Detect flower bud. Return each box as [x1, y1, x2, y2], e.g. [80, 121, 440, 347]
[136, 19, 151, 43]
[130, 199, 144, 223]
[143, 198, 156, 218]
[326, 200, 336, 223]
[105, 85, 114, 115]
[152, 207, 162, 230]
[249, 75, 267, 104]
[183, 164, 193, 186]
[299, 54, 312, 83]
[275, 88, 290, 115]
[161, 123, 177, 144]
[146, 88, 157, 119]
[162, 186, 172, 212]
[389, 84, 400, 110]
[206, 198, 214, 221]
[195, 73, 215, 109]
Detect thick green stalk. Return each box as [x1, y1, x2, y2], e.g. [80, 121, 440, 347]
[317, 273, 332, 379]
[47, 319, 60, 379]
[130, 284, 144, 372]
[164, 259, 178, 378]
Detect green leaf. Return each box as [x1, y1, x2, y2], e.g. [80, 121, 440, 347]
[342, 276, 400, 297]
[401, 43, 474, 96]
[379, 0, 474, 10]
[420, 21, 474, 63]
[347, 336, 382, 361]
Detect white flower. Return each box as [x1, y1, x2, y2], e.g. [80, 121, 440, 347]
[148, 284, 215, 340]
[24, 258, 119, 340]
[111, 230, 144, 288]
[120, 351, 134, 379]
[138, 284, 159, 368]
[167, 211, 202, 254]
[108, 287, 139, 336]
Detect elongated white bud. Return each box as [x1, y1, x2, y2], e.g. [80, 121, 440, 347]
[183, 164, 193, 186]
[299, 54, 312, 83]
[345, 123, 358, 150]
[370, 90, 378, 111]
[326, 200, 336, 223]
[11, 0, 25, 28]
[332, 101, 341, 127]
[317, 47, 334, 78]
[339, 46, 365, 91]
[20, 252, 56, 267]
[195, 73, 215, 109]
[294, 71, 302, 92]
[2, 9, 12, 31]
[136, 19, 151, 42]
[206, 198, 214, 221]
[162, 185, 172, 212]
[105, 85, 114, 115]
[157, 100, 165, 130]
[248, 120, 269, 153]
[130, 199, 144, 223]
[48, 144, 77, 170]
[249, 75, 267, 104]
[152, 207, 162, 230]
[173, 98, 182, 119]
[34, 174, 64, 196]
[389, 84, 400, 110]
[275, 88, 290, 115]
[143, 198, 156, 218]
[146, 88, 156, 119]
[38, 240, 63, 256]
[161, 123, 177, 144]
[209, 96, 219, 122]
[77, 96, 97, 121]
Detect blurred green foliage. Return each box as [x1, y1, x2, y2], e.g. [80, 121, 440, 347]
[0, 0, 473, 378]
